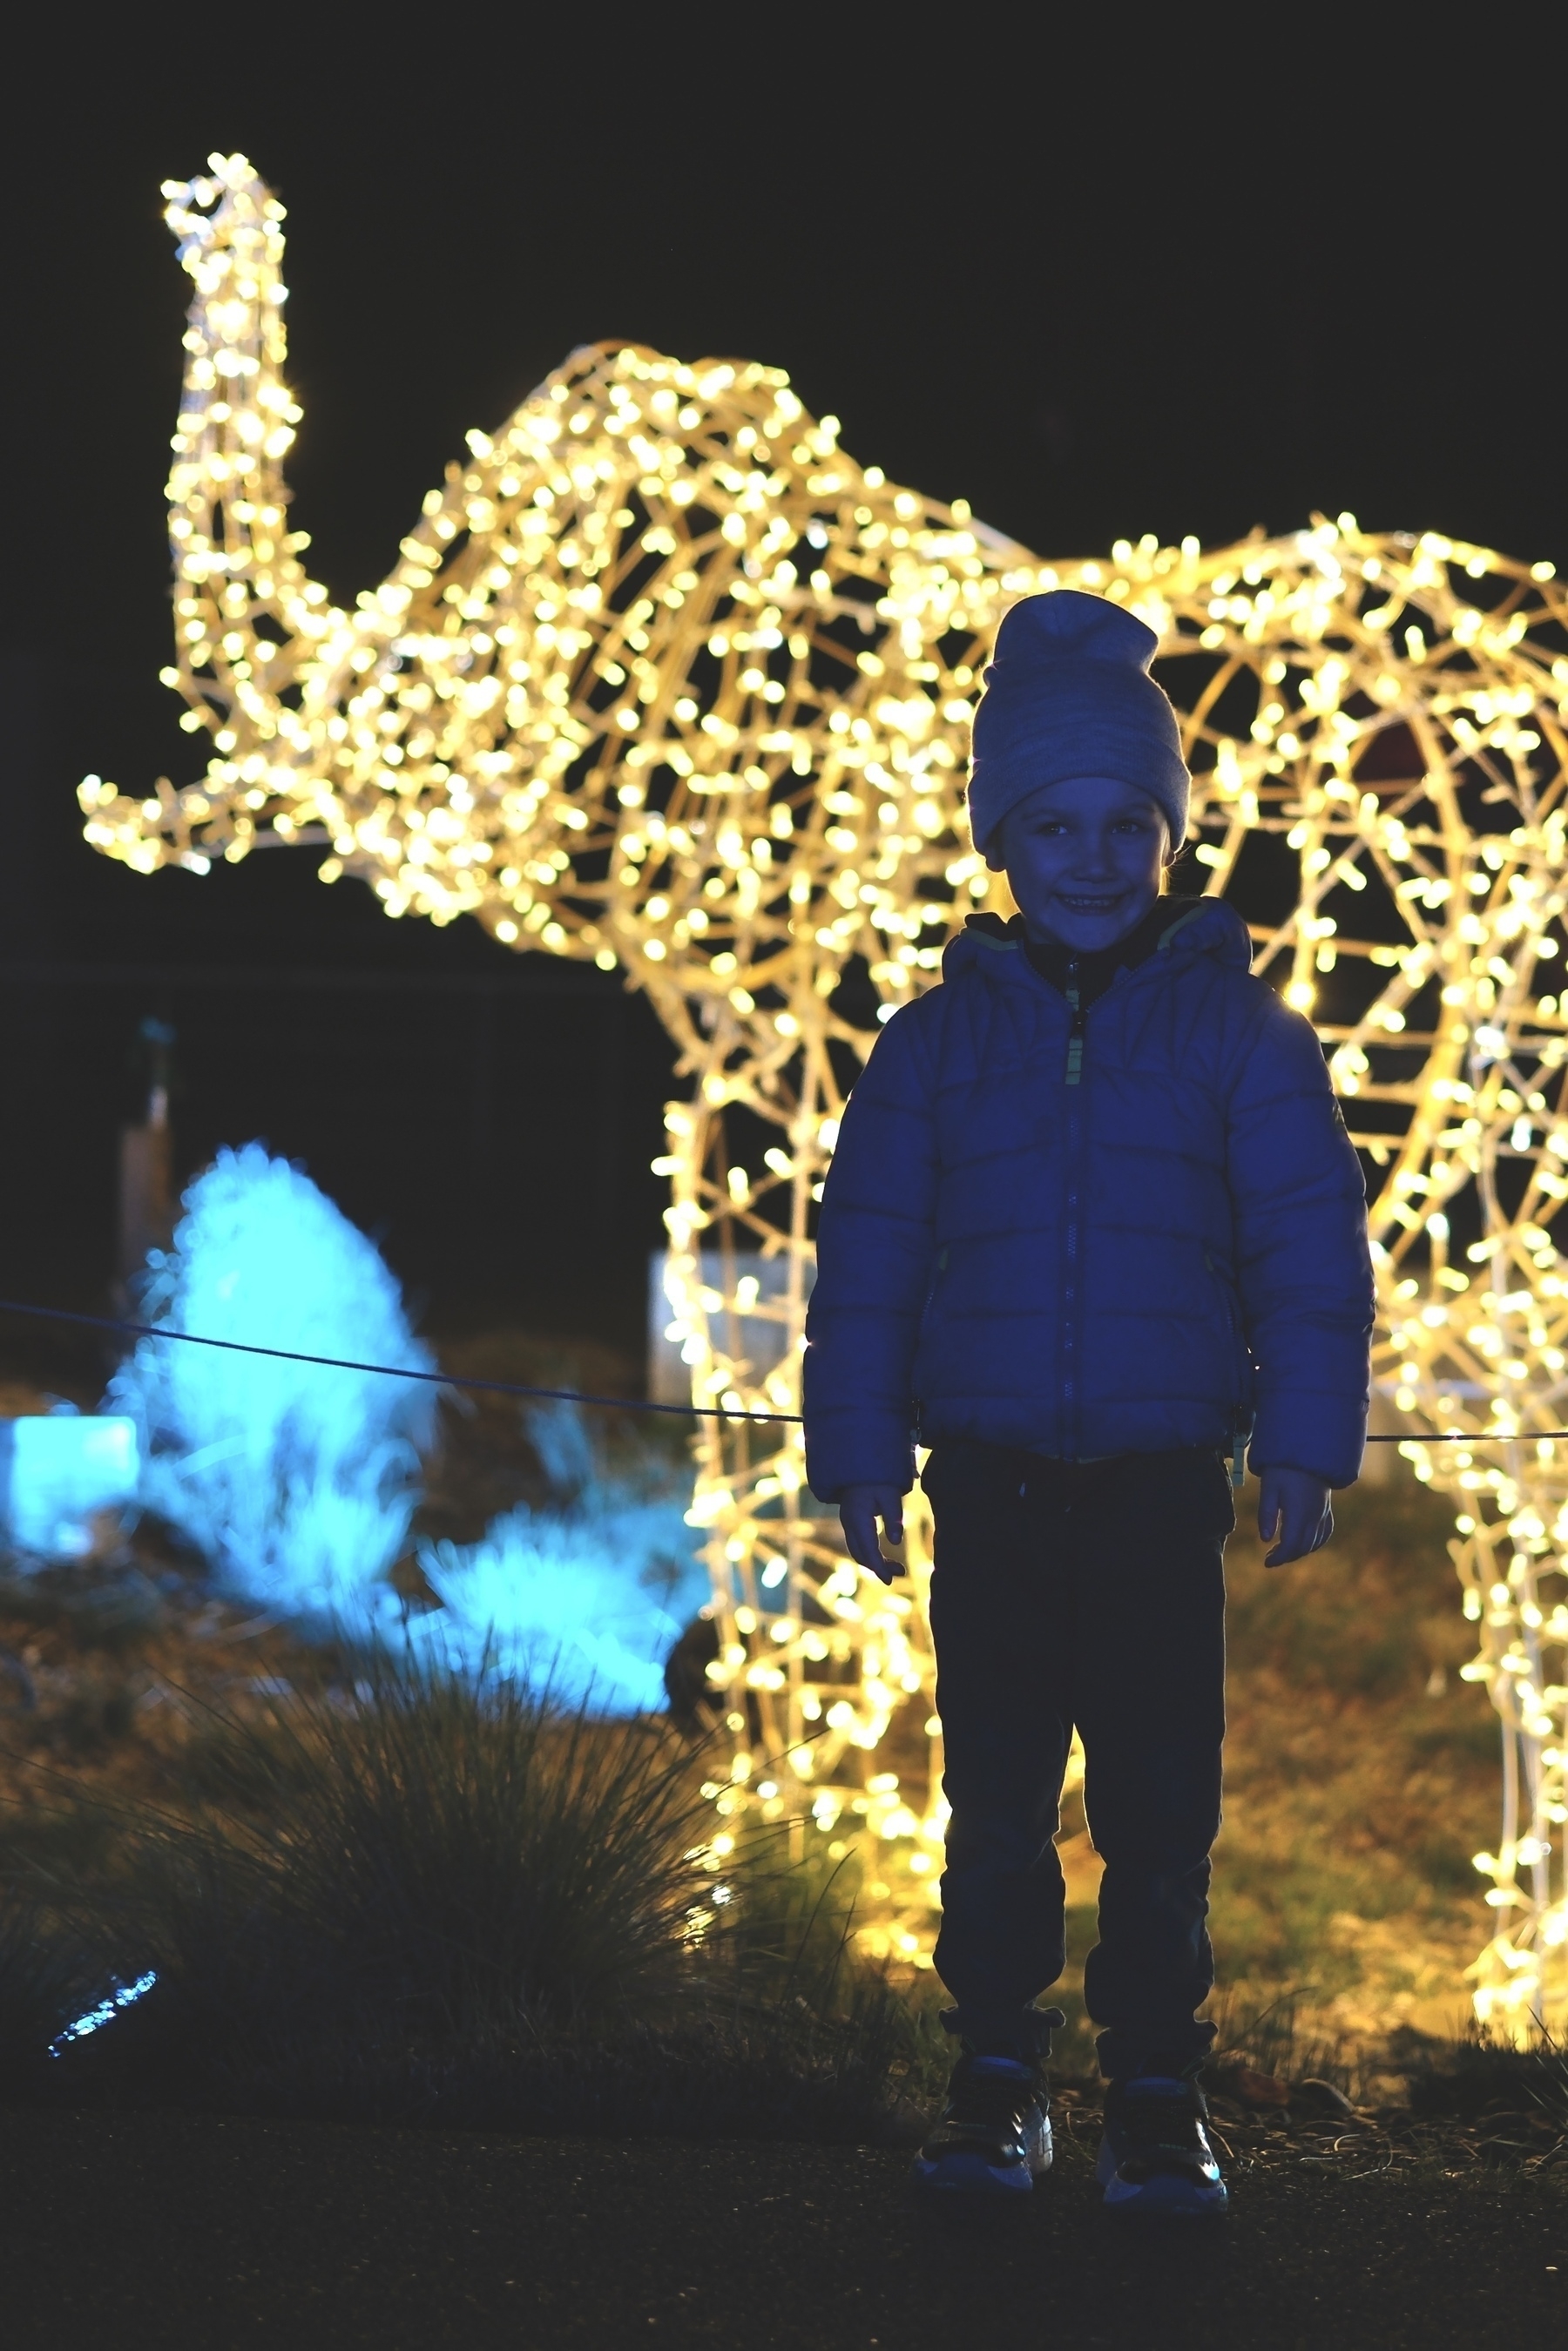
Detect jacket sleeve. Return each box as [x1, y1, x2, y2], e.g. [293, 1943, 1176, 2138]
[802, 1004, 938, 1501]
[1227, 994, 1375, 1488]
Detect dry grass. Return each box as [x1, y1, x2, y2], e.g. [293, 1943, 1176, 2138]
[1214, 1471, 1500, 2048]
[0, 1348, 1548, 2153]
[3, 1661, 946, 2143]
[1031, 1473, 1502, 2074]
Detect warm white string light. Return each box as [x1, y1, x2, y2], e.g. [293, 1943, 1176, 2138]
[84, 152, 1568, 2030]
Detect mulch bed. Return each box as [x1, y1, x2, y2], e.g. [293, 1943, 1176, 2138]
[1053, 2069, 1567, 2187]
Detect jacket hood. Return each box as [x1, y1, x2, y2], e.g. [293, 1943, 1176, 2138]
[941, 895, 1254, 989]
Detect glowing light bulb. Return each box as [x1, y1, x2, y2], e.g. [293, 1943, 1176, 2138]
[86, 156, 1568, 2023]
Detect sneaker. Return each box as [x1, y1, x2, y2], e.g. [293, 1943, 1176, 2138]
[912, 2053, 1053, 2198]
[1096, 2074, 1227, 2216]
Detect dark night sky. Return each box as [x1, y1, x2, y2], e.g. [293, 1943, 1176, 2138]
[3, 21, 1563, 973]
[0, 21, 1562, 1330]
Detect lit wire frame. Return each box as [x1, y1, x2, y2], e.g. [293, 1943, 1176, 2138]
[84, 152, 1568, 2032]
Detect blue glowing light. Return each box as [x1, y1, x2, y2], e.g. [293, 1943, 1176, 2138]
[0, 1414, 139, 1561]
[417, 1401, 706, 1712]
[108, 1145, 436, 1630]
[48, 1969, 159, 2057]
[106, 1144, 706, 1708]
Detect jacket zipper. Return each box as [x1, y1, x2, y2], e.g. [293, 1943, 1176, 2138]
[1064, 969, 1085, 1086]
[1062, 956, 1083, 1458]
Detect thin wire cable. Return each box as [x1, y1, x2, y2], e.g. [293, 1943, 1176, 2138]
[0, 1295, 1560, 1442]
[0, 1297, 803, 1422]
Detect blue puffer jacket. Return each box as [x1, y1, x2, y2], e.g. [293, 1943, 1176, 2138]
[803, 900, 1373, 1497]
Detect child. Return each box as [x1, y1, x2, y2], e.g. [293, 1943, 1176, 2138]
[802, 590, 1373, 2214]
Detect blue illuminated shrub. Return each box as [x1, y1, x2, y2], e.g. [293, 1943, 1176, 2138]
[105, 1148, 706, 1709]
[417, 1401, 707, 1711]
[108, 1144, 435, 1632]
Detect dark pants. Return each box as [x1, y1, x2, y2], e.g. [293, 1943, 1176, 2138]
[923, 1442, 1233, 2079]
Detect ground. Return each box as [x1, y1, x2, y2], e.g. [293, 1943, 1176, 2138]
[1, 2107, 1564, 2351]
[0, 1340, 1564, 2344]
[0, 1348, 1511, 2071]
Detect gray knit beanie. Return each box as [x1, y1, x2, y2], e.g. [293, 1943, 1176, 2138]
[967, 590, 1190, 855]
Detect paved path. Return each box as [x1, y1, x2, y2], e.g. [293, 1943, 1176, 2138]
[2, 2109, 1565, 2348]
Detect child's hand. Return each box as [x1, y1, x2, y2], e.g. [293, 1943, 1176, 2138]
[839, 1485, 907, 1584]
[1257, 1466, 1334, 1568]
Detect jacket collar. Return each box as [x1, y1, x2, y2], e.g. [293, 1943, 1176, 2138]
[943, 895, 1254, 990]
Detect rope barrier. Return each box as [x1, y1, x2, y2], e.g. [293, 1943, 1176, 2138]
[1361, 1431, 1568, 1442]
[0, 1298, 802, 1422]
[0, 1294, 1560, 1445]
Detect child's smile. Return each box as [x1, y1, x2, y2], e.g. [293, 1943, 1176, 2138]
[990, 774, 1173, 951]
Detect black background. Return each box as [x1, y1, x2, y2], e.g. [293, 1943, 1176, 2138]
[0, 17, 1561, 1357]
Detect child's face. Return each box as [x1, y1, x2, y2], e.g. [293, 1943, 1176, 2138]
[991, 774, 1172, 949]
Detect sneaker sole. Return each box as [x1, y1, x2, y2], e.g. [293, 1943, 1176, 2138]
[1095, 2138, 1227, 2218]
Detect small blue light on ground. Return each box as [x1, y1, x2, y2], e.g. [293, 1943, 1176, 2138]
[48, 1969, 158, 2058]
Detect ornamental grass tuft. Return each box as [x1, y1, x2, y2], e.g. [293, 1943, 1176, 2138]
[33, 1664, 943, 2141]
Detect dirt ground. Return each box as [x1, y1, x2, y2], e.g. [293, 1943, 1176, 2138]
[1, 2106, 1564, 2351]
